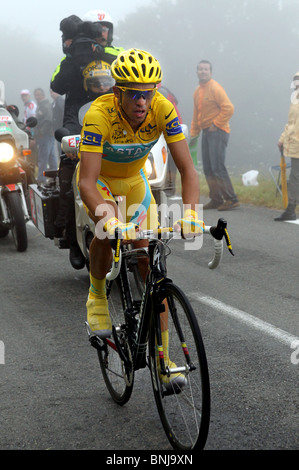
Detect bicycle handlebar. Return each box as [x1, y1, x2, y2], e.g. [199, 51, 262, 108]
[106, 218, 233, 279]
[203, 217, 234, 269]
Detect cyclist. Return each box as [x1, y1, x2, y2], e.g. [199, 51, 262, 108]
[78, 49, 203, 387]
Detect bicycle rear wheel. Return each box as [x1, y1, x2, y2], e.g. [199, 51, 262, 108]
[149, 282, 210, 450]
[97, 278, 134, 406]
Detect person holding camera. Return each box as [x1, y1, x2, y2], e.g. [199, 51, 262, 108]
[50, 10, 124, 269]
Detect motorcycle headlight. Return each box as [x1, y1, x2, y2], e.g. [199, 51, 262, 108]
[0, 142, 15, 163]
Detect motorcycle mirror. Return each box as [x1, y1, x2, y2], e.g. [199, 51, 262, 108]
[55, 127, 71, 142]
[26, 116, 37, 128]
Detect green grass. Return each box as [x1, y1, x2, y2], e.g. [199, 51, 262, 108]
[175, 170, 287, 210]
[198, 174, 285, 209]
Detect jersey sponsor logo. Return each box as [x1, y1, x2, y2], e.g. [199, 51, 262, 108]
[138, 123, 157, 142]
[108, 107, 118, 117]
[165, 117, 182, 136]
[82, 131, 102, 146]
[102, 139, 158, 163]
[165, 108, 174, 120]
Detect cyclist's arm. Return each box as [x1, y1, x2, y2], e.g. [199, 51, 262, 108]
[168, 139, 200, 209]
[78, 151, 116, 224]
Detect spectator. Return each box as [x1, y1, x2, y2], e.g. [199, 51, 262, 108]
[190, 60, 239, 211]
[34, 88, 58, 182]
[20, 89, 38, 167]
[274, 72, 299, 221]
[20, 89, 37, 123]
[50, 89, 65, 156]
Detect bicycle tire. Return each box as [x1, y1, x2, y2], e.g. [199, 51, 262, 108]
[97, 277, 134, 406]
[149, 282, 210, 450]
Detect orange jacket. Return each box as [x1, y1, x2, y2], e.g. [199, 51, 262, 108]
[190, 79, 234, 136]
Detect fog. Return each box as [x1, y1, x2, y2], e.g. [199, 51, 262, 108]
[1, 0, 298, 172]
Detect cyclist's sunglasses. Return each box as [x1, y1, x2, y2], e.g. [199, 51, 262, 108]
[117, 86, 157, 101]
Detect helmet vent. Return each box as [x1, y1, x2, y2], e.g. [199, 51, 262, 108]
[115, 68, 125, 78]
[132, 66, 139, 78]
[141, 64, 146, 76]
[122, 66, 130, 77]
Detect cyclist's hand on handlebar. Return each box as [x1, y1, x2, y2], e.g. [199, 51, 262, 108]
[104, 217, 139, 241]
[174, 209, 205, 238]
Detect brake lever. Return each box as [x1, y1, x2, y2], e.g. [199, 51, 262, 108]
[210, 218, 234, 256]
[223, 227, 234, 256]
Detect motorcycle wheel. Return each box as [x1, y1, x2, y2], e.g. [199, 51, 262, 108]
[6, 191, 28, 252]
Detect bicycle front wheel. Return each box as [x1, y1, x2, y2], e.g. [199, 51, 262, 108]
[149, 282, 210, 450]
[97, 278, 134, 406]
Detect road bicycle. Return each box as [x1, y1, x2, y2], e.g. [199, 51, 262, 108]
[86, 218, 233, 451]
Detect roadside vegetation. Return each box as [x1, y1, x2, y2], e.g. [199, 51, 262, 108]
[175, 167, 286, 210]
[198, 173, 284, 210]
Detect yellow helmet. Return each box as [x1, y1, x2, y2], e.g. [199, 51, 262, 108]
[111, 48, 163, 84]
[82, 60, 115, 91]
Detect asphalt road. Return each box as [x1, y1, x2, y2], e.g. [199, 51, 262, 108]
[0, 202, 298, 452]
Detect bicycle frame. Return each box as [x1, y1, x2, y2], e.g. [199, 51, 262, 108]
[107, 238, 170, 373]
[90, 217, 233, 367]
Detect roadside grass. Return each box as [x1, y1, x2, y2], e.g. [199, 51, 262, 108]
[198, 173, 285, 210]
[175, 166, 286, 210]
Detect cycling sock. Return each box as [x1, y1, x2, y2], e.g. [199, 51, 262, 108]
[88, 275, 106, 300]
[161, 330, 169, 361]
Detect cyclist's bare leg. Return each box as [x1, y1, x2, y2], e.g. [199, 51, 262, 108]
[86, 200, 119, 337]
[132, 239, 149, 282]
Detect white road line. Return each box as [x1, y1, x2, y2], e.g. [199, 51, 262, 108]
[190, 293, 299, 347]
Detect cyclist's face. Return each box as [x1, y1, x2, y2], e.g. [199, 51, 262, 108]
[115, 83, 155, 130]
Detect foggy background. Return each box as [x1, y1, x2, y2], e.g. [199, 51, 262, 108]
[1, 0, 299, 173]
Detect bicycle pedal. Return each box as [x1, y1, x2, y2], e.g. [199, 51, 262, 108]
[85, 322, 104, 350]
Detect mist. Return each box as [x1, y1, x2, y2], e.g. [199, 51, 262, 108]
[1, 0, 298, 173]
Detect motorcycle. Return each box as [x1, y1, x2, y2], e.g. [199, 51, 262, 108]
[29, 101, 188, 269]
[0, 93, 37, 252]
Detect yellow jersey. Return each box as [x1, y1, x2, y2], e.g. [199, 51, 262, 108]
[79, 91, 185, 178]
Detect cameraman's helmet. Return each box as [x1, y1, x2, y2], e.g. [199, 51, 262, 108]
[83, 10, 113, 45]
[111, 49, 163, 84]
[82, 60, 115, 92]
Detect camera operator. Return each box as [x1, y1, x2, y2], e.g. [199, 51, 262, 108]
[50, 11, 124, 269]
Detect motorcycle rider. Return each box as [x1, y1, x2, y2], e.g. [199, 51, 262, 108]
[50, 10, 124, 269]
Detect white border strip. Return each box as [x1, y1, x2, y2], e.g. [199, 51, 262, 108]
[190, 293, 299, 346]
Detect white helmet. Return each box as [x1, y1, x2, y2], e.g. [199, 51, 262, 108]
[83, 10, 113, 45]
[83, 10, 113, 24]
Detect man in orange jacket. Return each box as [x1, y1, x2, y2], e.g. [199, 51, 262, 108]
[190, 60, 239, 211]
